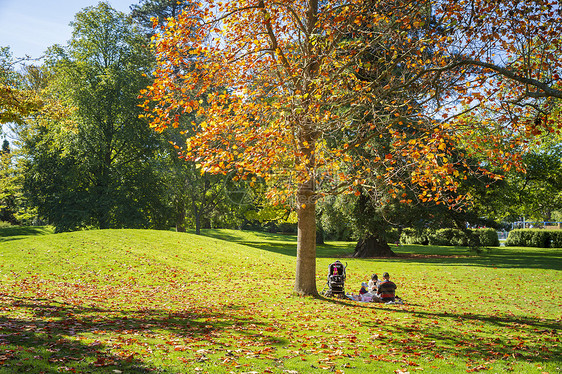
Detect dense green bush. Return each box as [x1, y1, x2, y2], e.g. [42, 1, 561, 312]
[400, 228, 428, 245]
[428, 228, 474, 246]
[505, 230, 526, 246]
[384, 228, 401, 243]
[551, 231, 562, 248]
[401, 227, 499, 247]
[473, 228, 500, 247]
[506, 229, 562, 248]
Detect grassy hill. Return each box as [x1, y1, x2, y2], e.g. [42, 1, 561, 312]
[0, 228, 560, 373]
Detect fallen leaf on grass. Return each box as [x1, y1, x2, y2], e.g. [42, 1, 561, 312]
[466, 365, 489, 372]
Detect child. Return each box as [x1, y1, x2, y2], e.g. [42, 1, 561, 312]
[359, 282, 369, 295]
[368, 273, 379, 293]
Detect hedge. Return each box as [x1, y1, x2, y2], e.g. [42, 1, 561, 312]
[472, 228, 501, 247]
[505, 229, 562, 248]
[400, 228, 499, 247]
[400, 228, 428, 245]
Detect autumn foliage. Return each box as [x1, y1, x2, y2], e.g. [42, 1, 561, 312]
[141, 0, 562, 294]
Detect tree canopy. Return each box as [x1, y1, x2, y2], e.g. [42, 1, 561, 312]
[19, 3, 167, 232]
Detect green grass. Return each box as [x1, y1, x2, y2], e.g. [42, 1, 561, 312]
[0, 227, 560, 373]
[0, 225, 54, 243]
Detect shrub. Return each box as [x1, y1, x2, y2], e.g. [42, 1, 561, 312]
[551, 231, 562, 248]
[531, 231, 550, 247]
[384, 228, 401, 243]
[506, 229, 524, 246]
[506, 229, 562, 248]
[453, 230, 470, 247]
[428, 228, 468, 246]
[403, 227, 499, 248]
[400, 228, 428, 245]
[473, 228, 500, 247]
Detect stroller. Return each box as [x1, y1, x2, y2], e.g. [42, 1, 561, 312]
[322, 260, 347, 298]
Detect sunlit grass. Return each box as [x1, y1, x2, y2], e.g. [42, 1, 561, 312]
[0, 228, 560, 373]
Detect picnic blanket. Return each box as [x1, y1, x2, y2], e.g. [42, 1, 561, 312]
[346, 293, 404, 304]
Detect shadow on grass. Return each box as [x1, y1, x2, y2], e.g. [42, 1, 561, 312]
[0, 295, 285, 373]
[0, 226, 54, 243]
[388, 247, 562, 271]
[224, 241, 349, 259]
[201, 230, 562, 271]
[199, 229, 353, 258]
[317, 295, 561, 367]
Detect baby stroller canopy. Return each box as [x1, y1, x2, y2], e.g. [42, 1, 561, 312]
[323, 260, 347, 298]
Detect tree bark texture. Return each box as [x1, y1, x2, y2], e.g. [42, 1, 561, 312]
[294, 184, 318, 296]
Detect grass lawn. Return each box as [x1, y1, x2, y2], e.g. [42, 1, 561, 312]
[0, 227, 560, 373]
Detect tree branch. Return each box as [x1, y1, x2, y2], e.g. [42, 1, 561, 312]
[458, 58, 562, 99]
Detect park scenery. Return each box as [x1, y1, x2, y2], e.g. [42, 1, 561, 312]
[1, 0, 562, 373]
[0, 227, 560, 373]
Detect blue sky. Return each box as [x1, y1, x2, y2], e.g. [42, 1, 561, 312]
[0, 0, 138, 59]
[0, 0, 139, 138]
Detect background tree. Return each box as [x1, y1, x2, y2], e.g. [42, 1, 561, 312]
[0, 47, 44, 131]
[20, 3, 167, 232]
[131, 0, 189, 32]
[470, 127, 562, 224]
[142, 0, 562, 295]
[0, 139, 17, 223]
[132, 0, 247, 234]
[0, 49, 51, 225]
[154, 131, 246, 234]
[320, 153, 493, 258]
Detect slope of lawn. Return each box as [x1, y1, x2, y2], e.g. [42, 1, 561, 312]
[0, 228, 560, 373]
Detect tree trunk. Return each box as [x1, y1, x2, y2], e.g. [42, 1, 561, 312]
[316, 225, 324, 245]
[353, 234, 397, 258]
[293, 183, 318, 296]
[292, 0, 319, 297]
[191, 199, 201, 235]
[194, 212, 201, 235]
[176, 213, 186, 232]
[175, 202, 186, 232]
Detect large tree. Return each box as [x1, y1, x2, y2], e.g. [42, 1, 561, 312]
[0, 139, 17, 223]
[131, 0, 189, 30]
[0, 50, 51, 225]
[21, 3, 167, 231]
[132, 0, 245, 234]
[142, 0, 562, 295]
[154, 131, 244, 234]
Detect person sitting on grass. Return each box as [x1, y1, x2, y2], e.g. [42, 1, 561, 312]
[377, 272, 397, 302]
[368, 273, 379, 293]
[359, 282, 369, 295]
